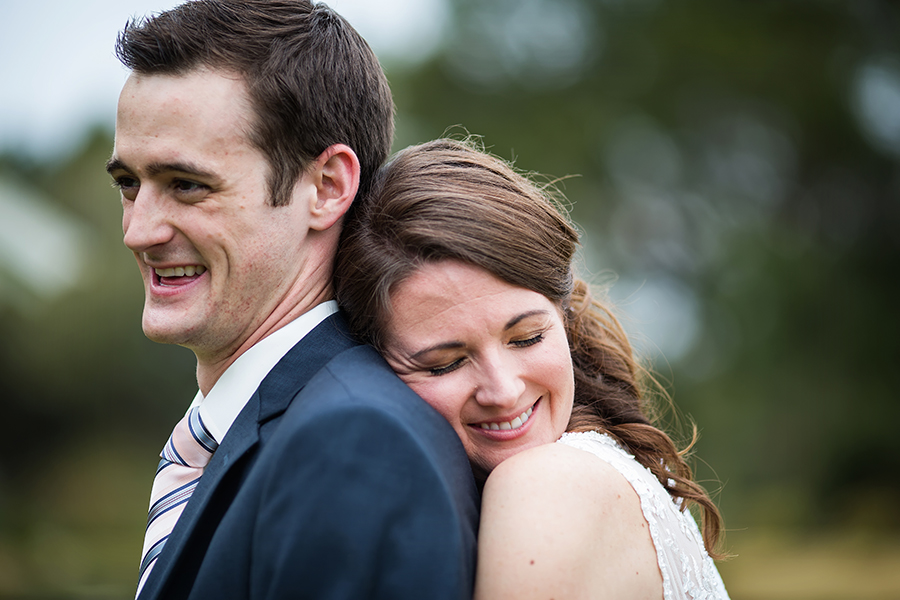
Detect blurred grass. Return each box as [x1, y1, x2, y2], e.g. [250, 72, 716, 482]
[0, 434, 152, 599]
[1, 439, 899, 599]
[719, 530, 900, 600]
[1, 0, 898, 597]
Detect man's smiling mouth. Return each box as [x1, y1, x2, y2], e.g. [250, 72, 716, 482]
[154, 265, 206, 277]
[153, 265, 207, 286]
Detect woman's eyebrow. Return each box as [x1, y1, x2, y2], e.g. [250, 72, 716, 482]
[504, 310, 550, 331]
[407, 310, 551, 360]
[411, 341, 465, 361]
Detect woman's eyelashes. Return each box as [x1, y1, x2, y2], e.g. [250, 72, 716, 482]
[511, 332, 544, 348]
[425, 331, 547, 377]
[429, 358, 466, 377]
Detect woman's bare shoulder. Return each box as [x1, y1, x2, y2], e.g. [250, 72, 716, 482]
[484, 440, 633, 501]
[475, 441, 662, 600]
[480, 442, 642, 547]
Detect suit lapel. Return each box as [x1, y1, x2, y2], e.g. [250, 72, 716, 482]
[255, 312, 357, 423]
[138, 313, 358, 600]
[138, 391, 261, 600]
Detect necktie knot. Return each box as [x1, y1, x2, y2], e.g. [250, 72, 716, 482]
[162, 406, 218, 468]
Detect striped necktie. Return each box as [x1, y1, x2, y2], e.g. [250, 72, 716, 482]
[136, 407, 218, 597]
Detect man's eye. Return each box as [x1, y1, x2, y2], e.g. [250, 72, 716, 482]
[112, 176, 140, 200]
[174, 180, 205, 193]
[113, 176, 138, 190]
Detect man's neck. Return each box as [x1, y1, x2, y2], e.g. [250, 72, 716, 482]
[194, 287, 335, 395]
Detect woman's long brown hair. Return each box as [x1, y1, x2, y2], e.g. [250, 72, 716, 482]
[335, 137, 725, 557]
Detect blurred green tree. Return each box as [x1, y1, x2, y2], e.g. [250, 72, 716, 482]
[0, 0, 898, 595]
[385, 0, 900, 534]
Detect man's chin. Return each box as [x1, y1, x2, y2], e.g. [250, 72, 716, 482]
[141, 315, 196, 347]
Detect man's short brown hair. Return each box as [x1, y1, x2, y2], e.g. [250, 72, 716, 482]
[116, 0, 394, 206]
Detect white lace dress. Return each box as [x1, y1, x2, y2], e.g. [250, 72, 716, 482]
[557, 431, 730, 600]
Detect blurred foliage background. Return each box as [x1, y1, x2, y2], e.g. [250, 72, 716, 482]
[1, 0, 899, 598]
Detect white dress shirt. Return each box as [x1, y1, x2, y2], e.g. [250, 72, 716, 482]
[185, 301, 339, 444]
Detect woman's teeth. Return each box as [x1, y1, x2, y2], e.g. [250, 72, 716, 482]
[154, 265, 207, 277]
[479, 406, 534, 431]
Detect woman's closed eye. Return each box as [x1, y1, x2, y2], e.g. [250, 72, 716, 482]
[511, 332, 544, 348]
[426, 332, 545, 377]
[429, 357, 466, 377]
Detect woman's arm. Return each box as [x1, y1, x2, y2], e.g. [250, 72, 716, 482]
[474, 443, 662, 600]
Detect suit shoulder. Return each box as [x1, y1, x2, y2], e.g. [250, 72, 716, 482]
[281, 344, 471, 473]
[303, 345, 445, 422]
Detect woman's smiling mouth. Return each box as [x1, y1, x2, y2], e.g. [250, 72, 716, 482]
[475, 401, 537, 431]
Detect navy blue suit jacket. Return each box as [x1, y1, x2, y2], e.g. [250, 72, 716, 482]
[138, 313, 480, 600]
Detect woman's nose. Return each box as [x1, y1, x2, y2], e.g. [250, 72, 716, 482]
[473, 352, 526, 409]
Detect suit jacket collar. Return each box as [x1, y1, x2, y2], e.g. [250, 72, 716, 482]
[255, 312, 357, 423]
[138, 312, 359, 600]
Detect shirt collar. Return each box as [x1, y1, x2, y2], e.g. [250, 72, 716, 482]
[188, 300, 339, 443]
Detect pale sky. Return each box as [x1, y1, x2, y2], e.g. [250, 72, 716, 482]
[0, 0, 447, 159]
[0, 0, 716, 360]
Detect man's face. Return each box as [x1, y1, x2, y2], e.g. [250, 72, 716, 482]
[109, 69, 315, 362]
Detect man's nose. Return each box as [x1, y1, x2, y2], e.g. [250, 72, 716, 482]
[122, 189, 175, 253]
[473, 352, 526, 409]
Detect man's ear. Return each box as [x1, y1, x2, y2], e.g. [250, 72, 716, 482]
[307, 144, 360, 231]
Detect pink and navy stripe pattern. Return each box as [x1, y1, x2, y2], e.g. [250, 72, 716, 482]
[136, 407, 217, 597]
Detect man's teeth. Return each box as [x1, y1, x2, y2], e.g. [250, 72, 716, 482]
[155, 265, 207, 277]
[479, 406, 534, 431]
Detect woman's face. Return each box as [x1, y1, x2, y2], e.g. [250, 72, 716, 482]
[382, 259, 575, 481]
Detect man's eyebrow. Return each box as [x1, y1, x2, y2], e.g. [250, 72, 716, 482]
[106, 157, 128, 175]
[105, 158, 217, 180]
[146, 161, 217, 179]
[504, 310, 551, 331]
